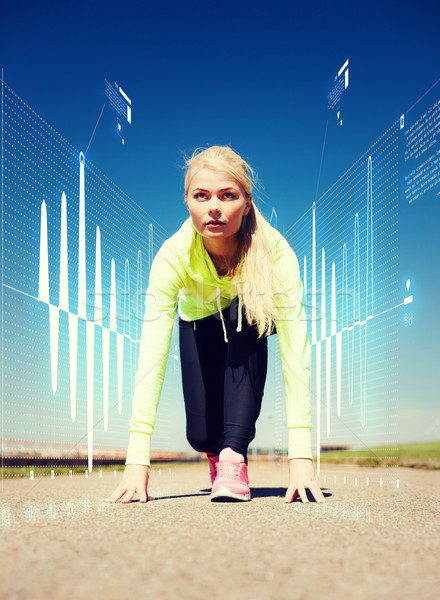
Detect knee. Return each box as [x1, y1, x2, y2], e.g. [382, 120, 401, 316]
[186, 429, 211, 453]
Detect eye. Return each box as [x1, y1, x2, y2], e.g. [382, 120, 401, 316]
[194, 192, 208, 200]
[223, 192, 237, 199]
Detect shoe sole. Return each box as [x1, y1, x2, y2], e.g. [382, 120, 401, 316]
[210, 485, 251, 502]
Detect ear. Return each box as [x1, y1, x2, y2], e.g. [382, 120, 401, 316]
[243, 194, 252, 216]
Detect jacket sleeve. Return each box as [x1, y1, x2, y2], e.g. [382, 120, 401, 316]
[125, 241, 184, 466]
[273, 235, 313, 460]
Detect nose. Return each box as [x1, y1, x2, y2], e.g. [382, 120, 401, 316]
[208, 196, 222, 218]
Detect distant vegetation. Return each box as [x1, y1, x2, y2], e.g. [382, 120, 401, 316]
[1, 442, 439, 478]
[0, 462, 189, 479]
[317, 441, 440, 469]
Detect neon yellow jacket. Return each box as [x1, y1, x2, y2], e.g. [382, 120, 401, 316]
[125, 216, 312, 465]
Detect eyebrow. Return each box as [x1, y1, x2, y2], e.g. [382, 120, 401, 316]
[193, 187, 238, 193]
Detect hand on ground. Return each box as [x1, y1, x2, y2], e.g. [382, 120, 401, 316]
[284, 458, 326, 504]
[103, 464, 153, 503]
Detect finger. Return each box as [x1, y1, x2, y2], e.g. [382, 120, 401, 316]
[103, 489, 122, 502]
[284, 486, 298, 503]
[121, 488, 136, 503]
[308, 476, 326, 502]
[309, 481, 326, 503]
[298, 486, 309, 504]
[284, 485, 293, 503]
[138, 488, 148, 503]
[103, 486, 127, 503]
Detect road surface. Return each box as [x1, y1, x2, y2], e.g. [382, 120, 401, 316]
[1, 461, 439, 599]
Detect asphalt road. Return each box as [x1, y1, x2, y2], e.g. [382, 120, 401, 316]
[1, 461, 439, 600]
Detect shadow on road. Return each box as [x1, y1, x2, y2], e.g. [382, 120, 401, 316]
[251, 487, 332, 501]
[199, 487, 332, 501]
[122, 488, 332, 503]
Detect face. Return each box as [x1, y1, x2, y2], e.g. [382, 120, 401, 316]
[185, 167, 252, 244]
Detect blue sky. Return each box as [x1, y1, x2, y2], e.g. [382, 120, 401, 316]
[2, 0, 439, 223]
[1, 0, 439, 453]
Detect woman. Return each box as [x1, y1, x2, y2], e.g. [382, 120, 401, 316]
[104, 145, 325, 504]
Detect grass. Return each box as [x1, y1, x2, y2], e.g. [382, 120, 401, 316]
[0, 461, 200, 479]
[1, 442, 440, 478]
[318, 441, 440, 469]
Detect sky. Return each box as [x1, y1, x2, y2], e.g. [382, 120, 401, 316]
[1, 0, 439, 457]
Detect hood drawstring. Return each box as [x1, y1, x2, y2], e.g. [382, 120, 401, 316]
[216, 287, 243, 344]
[237, 294, 243, 333]
[216, 287, 228, 343]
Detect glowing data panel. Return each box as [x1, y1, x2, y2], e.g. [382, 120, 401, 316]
[1, 81, 174, 474]
[402, 97, 440, 204]
[328, 59, 349, 126]
[287, 121, 401, 476]
[105, 79, 132, 144]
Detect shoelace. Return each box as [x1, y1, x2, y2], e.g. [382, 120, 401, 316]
[218, 462, 241, 480]
[208, 462, 217, 475]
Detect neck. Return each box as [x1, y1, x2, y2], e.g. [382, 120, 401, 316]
[202, 235, 239, 263]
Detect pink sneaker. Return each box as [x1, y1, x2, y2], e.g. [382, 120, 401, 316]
[210, 448, 251, 502]
[207, 453, 219, 485]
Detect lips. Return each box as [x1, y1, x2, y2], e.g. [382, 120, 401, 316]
[207, 221, 224, 225]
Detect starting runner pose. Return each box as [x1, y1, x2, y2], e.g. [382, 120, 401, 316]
[104, 145, 325, 505]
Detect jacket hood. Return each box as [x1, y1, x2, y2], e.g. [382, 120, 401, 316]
[175, 216, 243, 342]
[177, 217, 231, 285]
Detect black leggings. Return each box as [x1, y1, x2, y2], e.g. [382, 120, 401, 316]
[178, 296, 272, 465]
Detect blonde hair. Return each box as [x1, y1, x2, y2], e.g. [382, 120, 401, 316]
[184, 145, 283, 339]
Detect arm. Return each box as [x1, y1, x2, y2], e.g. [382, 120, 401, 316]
[125, 241, 184, 466]
[273, 235, 313, 459]
[273, 235, 325, 504]
[104, 240, 184, 504]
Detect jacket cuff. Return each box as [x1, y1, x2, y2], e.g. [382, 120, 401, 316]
[125, 431, 151, 466]
[288, 427, 313, 459]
